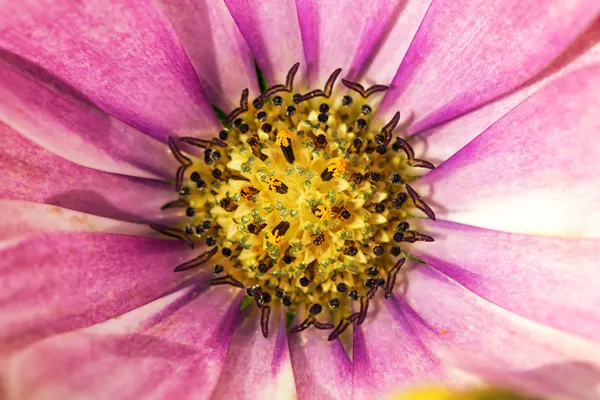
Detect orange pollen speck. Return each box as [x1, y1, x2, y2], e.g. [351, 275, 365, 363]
[266, 231, 284, 247]
[315, 205, 333, 221]
[276, 130, 293, 147]
[328, 159, 346, 177]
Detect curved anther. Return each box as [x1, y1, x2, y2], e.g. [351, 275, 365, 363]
[225, 88, 249, 125]
[168, 137, 192, 166]
[381, 111, 400, 147]
[160, 199, 189, 210]
[385, 258, 405, 299]
[168, 137, 192, 191]
[405, 184, 436, 221]
[150, 223, 194, 248]
[208, 275, 245, 289]
[314, 321, 335, 330]
[261, 305, 271, 338]
[395, 137, 435, 170]
[400, 231, 435, 243]
[297, 68, 342, 103]
[341, 79, 388, 98]
[328, 312, 360, 341]
[255, 62, 300, 103]
[290, 315, 315, 333]
[173, 246, 218, 272]
[179, 137, 214, 149]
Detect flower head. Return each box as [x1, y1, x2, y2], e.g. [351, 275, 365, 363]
[1, 0, 600, 399]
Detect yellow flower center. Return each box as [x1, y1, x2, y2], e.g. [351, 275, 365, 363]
[155, 64, 437, 339]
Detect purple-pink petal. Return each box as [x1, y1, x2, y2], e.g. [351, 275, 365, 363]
[295, 0, 397, 86]
[378, 0, 600, 134]
[0, 54, 177, 179]
[156, 0, 259, 111]
[1, 123, 176, 223]
[0, 232, 197, 356]
[359, 0, 432, 85]
[0, 0, 219, 141]
[212, 306, 297, 399]
[223, 0, 306, 85]
[0, 200, 151, 241]
[409, 220, 600, 342]
[288, 314, 352, 400]
[353, 299, 448, 399]
[413, 64, 600, 237]
[413, 20, 600, 164]
[399, 264, 600, 400]
[4, 288, 241, 399]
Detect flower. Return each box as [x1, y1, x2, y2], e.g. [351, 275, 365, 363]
[1, 0, 600, 399]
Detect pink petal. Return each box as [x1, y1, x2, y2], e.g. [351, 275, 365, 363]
[413, 65, 600, 238]
[0, 54, 176, 179]
[223, 0, 306, 84]
[156, 0, 259, 110]
[413, 20, 600, 164]
[0, 0, 219, 140]
[353, 298, 448, 399]
[0, 232, 197, 355]
[378, 0, 600, 134]
[409, 220, 600, 342]
[295, 0, 398, 86]
[212, 307, 297, 399]
[288, 315, 352, 400]
[5, 287, 241, 399]
[359, 0, 433, 85]
[1, 123, 176, 223]
[0, 200, 151, 241]
[399, 264, 600, 400]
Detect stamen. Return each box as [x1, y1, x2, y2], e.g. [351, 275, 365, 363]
[150, 223, 194, 248]
[208, 275, 245, 288]
[297, 68, 342, 102]
[225, 88, 249, 125]
[290, 315, 315, 333]
[406, 184, 436, 220]
[385, 258, 405, 299]
[173, 246, 218, 272]
[328, 312, 360, 341]
[381, 111, 401, 147]
[255, 63, 300, 103]
[261, 305, 271, 338]
[341, 79, 388, 98]
[160, 199, 189, 210]
[395, 137, 435, 170]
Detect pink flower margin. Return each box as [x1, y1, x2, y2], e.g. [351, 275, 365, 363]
[1, 0, 600, 399]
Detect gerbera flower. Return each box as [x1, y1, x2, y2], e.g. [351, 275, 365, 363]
[1, 0, 599, 399]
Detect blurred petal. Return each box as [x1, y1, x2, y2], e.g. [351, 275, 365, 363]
[295, 0, 397, 86]
[0, 0, 219, 140]
[288, 314, 352, 400]
[0, 200, 151, 241]
[413, 19, 600, 164]
[0, 232, 197, 355]
[399, 264, 600, 400]
[409, 220, 600, 342]
[212, 307, 297, 399]
[5, 287, 241, 400]
[359, 0, 432, 85]
[413, 65, 600, 238]
[353, 299, 448, 399]
[378, 0, 600, 133]
[1, 123, 176, 223]
[0, 52, 176, 179]
[156, 0, 258, 110]
[223, 0, 306, 85]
